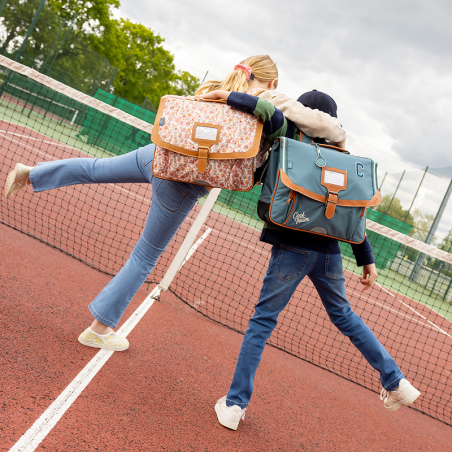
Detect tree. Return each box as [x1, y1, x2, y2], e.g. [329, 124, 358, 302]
[438, 229, 452, 252]
[89, 18, 199, 106]
[48, 0, 120, 38]
[0, 1, 199, 101]
[410, 208, 435, 241]
[0, 0, 60, 60]
[376, 194, 415, 226]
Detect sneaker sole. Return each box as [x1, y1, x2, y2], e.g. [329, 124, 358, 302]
[5, 167, 18, 197]
[385, 390, 421, 412]
[78, 336, 129, 351]
[215, 402, 239, 430]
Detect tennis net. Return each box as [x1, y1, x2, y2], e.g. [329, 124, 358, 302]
[0, 55, 451, 426]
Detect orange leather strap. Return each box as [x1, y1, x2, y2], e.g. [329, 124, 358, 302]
[325, 192, 338, 219]
[197, 147, 209, 173]
[280, 169, 381, 208]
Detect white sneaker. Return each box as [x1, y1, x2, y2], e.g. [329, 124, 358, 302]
[380, 379, 421, 412]
[215, 396, 246, 430]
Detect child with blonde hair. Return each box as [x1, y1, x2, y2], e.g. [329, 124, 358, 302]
[5, 55, 344, 351]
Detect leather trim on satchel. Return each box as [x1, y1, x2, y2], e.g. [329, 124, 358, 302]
[280, 170, 380, 208]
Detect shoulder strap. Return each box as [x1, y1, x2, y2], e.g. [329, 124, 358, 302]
[253, 89, 267, 97]
[245, 88, 267, 97]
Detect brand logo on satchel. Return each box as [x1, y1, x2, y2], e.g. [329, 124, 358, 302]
[293, 211, 309, 224]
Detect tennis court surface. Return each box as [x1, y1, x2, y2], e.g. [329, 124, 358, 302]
[2, 222, 452, 452]
[1, 55, 452, 451]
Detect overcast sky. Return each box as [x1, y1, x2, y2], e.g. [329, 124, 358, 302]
[115, 0, 452, 240]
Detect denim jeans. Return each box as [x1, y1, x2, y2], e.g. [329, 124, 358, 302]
[226, 244, 404, 408]
[30, 144, 208, 328]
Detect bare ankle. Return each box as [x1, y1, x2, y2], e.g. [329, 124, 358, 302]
[90, 320, 113, 335]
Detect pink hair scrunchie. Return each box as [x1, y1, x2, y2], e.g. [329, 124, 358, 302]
[234, 64, 253, 81]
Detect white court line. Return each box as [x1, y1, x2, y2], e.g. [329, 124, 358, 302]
[9, 229, 212, 452]
[178, 228, 212, 270]
[345, 288, 447, 335]
[209, 227, 270, 258]
[376, 283, 452, 340]
[0, 129, 81, 150]
[1, 132, 153, 204]
[2, 130, 59, 161]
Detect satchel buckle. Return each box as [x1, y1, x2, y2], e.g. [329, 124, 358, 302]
[197, 147, 209, 173]
[324, 191, 338, 219]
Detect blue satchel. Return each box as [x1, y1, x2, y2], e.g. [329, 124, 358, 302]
[257, 134, 381, 244]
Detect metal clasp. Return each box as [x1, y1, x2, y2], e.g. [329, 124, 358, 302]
[314, 143, 327, 168]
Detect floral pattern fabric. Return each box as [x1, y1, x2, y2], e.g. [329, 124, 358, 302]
[153, 93, 267, 191]
[153, 146, 255, 191]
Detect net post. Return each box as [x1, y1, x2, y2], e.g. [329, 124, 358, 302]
[157, 188, 221, 293]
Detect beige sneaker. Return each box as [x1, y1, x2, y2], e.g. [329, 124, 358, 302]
[380, 379, 421, 412]
[78, 328, 129, 351]
[5, 162, 32, 197]
[215, 396, 246, 430]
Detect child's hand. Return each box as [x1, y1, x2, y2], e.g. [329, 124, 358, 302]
[195, 90, 230, 101]
[359, 263, 377, 290]
[331, 139, 346, 149]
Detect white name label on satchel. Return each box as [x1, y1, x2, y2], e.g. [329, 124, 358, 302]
[324, 170, 345, 186]
[194, 126, 218, 141]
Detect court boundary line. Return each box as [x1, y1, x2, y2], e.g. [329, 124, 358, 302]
[346, 288, 452, 339]
[377, 284, 452, 340]
[8, 230, 212, 452]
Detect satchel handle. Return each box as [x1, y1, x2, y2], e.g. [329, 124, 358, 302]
[196, 98, 227, 104]
[299, 132, 350, 154]
[196, 90, 265, 104]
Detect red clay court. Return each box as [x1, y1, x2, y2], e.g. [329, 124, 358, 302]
[2, 119, 452, 450]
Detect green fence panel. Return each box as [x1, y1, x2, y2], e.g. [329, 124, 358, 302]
[339, 209, 413, 269]
[77, 90, 156, 155]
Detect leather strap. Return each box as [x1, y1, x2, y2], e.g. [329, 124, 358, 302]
[280, 169, 381, 207]
[325, 192, 338, 219]
[197, 147, 209, 173]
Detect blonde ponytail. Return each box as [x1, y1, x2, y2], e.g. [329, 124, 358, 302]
[195, 55, 278, 95]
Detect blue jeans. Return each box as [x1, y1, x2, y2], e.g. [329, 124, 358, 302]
[30, 144, 208, 328]
[226, 244, 404, 408]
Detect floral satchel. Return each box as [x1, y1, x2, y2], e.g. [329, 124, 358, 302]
[150, 90, 265, 191]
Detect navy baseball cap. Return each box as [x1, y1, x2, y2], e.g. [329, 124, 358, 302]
[297, 90, 338, 118]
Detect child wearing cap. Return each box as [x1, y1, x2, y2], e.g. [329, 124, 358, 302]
[200, 88, 421, 431]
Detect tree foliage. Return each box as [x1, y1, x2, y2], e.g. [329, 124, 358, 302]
[0, 0, 199, 103]
[89, 18, 198, 106]
[376, 194, 415, 226]
[48, 0, 120, 37]
[0, 0, 58, 58]
[409, 208, 435, 242]
[438, 229, 452, 252]
[376, 194, 435, 241]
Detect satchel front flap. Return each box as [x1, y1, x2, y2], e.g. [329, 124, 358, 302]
[279, 137, 380, 207]
[151, 95, 264, 160]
